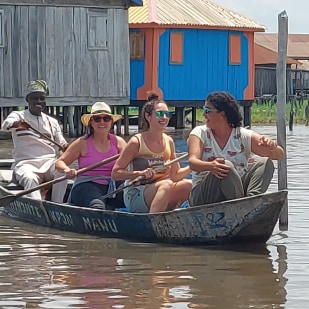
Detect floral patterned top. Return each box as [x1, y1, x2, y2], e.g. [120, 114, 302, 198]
[189, 125, 253, 187]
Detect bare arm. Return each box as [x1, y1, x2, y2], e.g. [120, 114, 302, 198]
[112, 137, 150, 181]
[115, 135, 127, 153]
[188, 134, 230, 179]
[251, 132, 284, 160]
[55, 137, 86, 178]
[1, 112, 28, 130]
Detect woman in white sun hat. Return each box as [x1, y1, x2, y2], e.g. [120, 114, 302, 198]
[55, 102, 127, 209]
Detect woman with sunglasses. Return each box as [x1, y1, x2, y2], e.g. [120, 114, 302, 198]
[55, 102, 127, 209]
[112, 93, 192, 213]
[187, 91, 284, 206]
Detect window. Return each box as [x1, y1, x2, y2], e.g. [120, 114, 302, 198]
[229, 34, 241, 65]
[170, 32, 183, 64]
[0, 10, 4, 48]
[130, 32, 144, 59]
[87, 9, 108, 50]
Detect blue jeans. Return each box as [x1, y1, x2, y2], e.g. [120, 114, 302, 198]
[70, 181, 124, 209]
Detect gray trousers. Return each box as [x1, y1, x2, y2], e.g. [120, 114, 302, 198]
[14, 165, 67, 203]
[190, 157, 275, 206]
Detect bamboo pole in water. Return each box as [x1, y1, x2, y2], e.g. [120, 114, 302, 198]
[277, 11, 288, 229]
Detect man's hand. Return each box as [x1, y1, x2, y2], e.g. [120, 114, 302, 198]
[10, 120, 31, 130]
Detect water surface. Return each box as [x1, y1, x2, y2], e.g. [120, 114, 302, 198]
[0, 124, 308, 308]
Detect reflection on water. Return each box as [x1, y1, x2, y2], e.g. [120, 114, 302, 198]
[0, 220, 287, 309]
[1, 124, 309, 308]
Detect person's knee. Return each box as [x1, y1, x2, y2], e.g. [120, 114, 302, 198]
[264, 158, 275, 179]
[223, 161, 241, 181]
[89, 198, 106, 209]
[265, 158, 275, 172]
[257, 157, 275, 175]
[158, 179, 174, 192]
[178, 179, 192, 194]
[19, 172, 40, 186]
[224, 160, 234, 168]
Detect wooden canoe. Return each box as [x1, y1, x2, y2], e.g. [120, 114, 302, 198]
[0, 177, 287, 245]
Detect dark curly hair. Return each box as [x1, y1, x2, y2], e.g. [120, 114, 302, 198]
[205, 91, 243, 128]
[140, 92, 168, 131]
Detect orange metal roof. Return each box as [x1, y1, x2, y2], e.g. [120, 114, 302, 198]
[255, 33, 309, 60]
[129, 0, 265, 31]
[254, 43, 298, 65]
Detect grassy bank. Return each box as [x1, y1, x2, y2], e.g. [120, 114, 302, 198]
[251, 101, 309, 124]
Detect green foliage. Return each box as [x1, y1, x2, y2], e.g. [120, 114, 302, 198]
[192, 100, 309, 124]
[251, 100, 309, 124]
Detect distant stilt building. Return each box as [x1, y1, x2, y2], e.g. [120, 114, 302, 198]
[127, 0, 265, 130]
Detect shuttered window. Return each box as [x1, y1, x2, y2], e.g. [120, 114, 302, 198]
[87, 9, 108, 50]
[229, 34, 241, 64]
[130, 32, 144, 59]
[170, 32, 183, 64]
[0, 10, 4, 48]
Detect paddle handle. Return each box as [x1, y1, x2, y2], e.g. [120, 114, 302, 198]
[24, 122, 66, 151]
[75, 154, 120, 176]
[128, 152, 189, 186]
[101, 152, 188, 199]
[15, 154, 120, 198]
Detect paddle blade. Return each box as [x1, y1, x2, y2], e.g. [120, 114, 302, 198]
[0, 194, 18, 207]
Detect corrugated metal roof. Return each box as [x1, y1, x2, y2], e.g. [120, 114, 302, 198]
[129, 0, 265, 30]
[255, 33, 309, 60]
[254, 43, 298, 65]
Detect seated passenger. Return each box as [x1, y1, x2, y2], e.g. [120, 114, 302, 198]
[187, 91, 285, 206]
[112, 93, 192, 213]
[1, 80, 68, 202]
[55, 102, 126, 209]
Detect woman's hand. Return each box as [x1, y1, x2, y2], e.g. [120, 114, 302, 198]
[137, 168, 155, 180]
[63, 168, 77, 179]
[210, 158, 230, 179]
[257, 135, 278, 150]
[251, 133, 284, 160]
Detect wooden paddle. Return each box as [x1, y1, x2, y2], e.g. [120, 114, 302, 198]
[22, 121, 66, 152]
[0, 154, 120, 207]
[100, 152, 189, 200]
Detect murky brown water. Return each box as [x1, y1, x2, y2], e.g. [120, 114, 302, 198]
[0, 125, 308, 308]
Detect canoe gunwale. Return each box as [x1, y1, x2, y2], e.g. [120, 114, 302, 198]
[0, 183, 287, 246]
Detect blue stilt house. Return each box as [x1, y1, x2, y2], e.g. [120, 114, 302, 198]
[128, 0, 265, 128]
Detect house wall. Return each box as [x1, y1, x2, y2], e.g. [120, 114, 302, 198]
[0, 4, 130, 106]
[255, 66, 309, 97]
[130, 28, 252, 101]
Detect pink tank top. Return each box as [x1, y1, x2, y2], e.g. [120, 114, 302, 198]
[78, 134, 119, 184]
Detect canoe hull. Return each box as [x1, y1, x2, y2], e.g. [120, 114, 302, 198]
[0, 184, 287, 245]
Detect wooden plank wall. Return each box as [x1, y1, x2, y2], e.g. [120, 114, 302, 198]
[0, 4, 130, 106]
[255, 66, 309, 97]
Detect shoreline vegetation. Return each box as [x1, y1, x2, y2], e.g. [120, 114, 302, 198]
[1, 101, 308, 140]
[126, 100, 309, 125]
[185, 101, 309, 125]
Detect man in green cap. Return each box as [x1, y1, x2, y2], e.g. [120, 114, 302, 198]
[1, 80, 68, 202]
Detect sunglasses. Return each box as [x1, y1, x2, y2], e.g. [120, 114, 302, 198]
[155, 111, 172, 118]
[91, 115, 112, 123]
[203, 106, 216, 114]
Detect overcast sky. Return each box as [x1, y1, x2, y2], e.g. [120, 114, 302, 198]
[213, 0, 308, 33]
